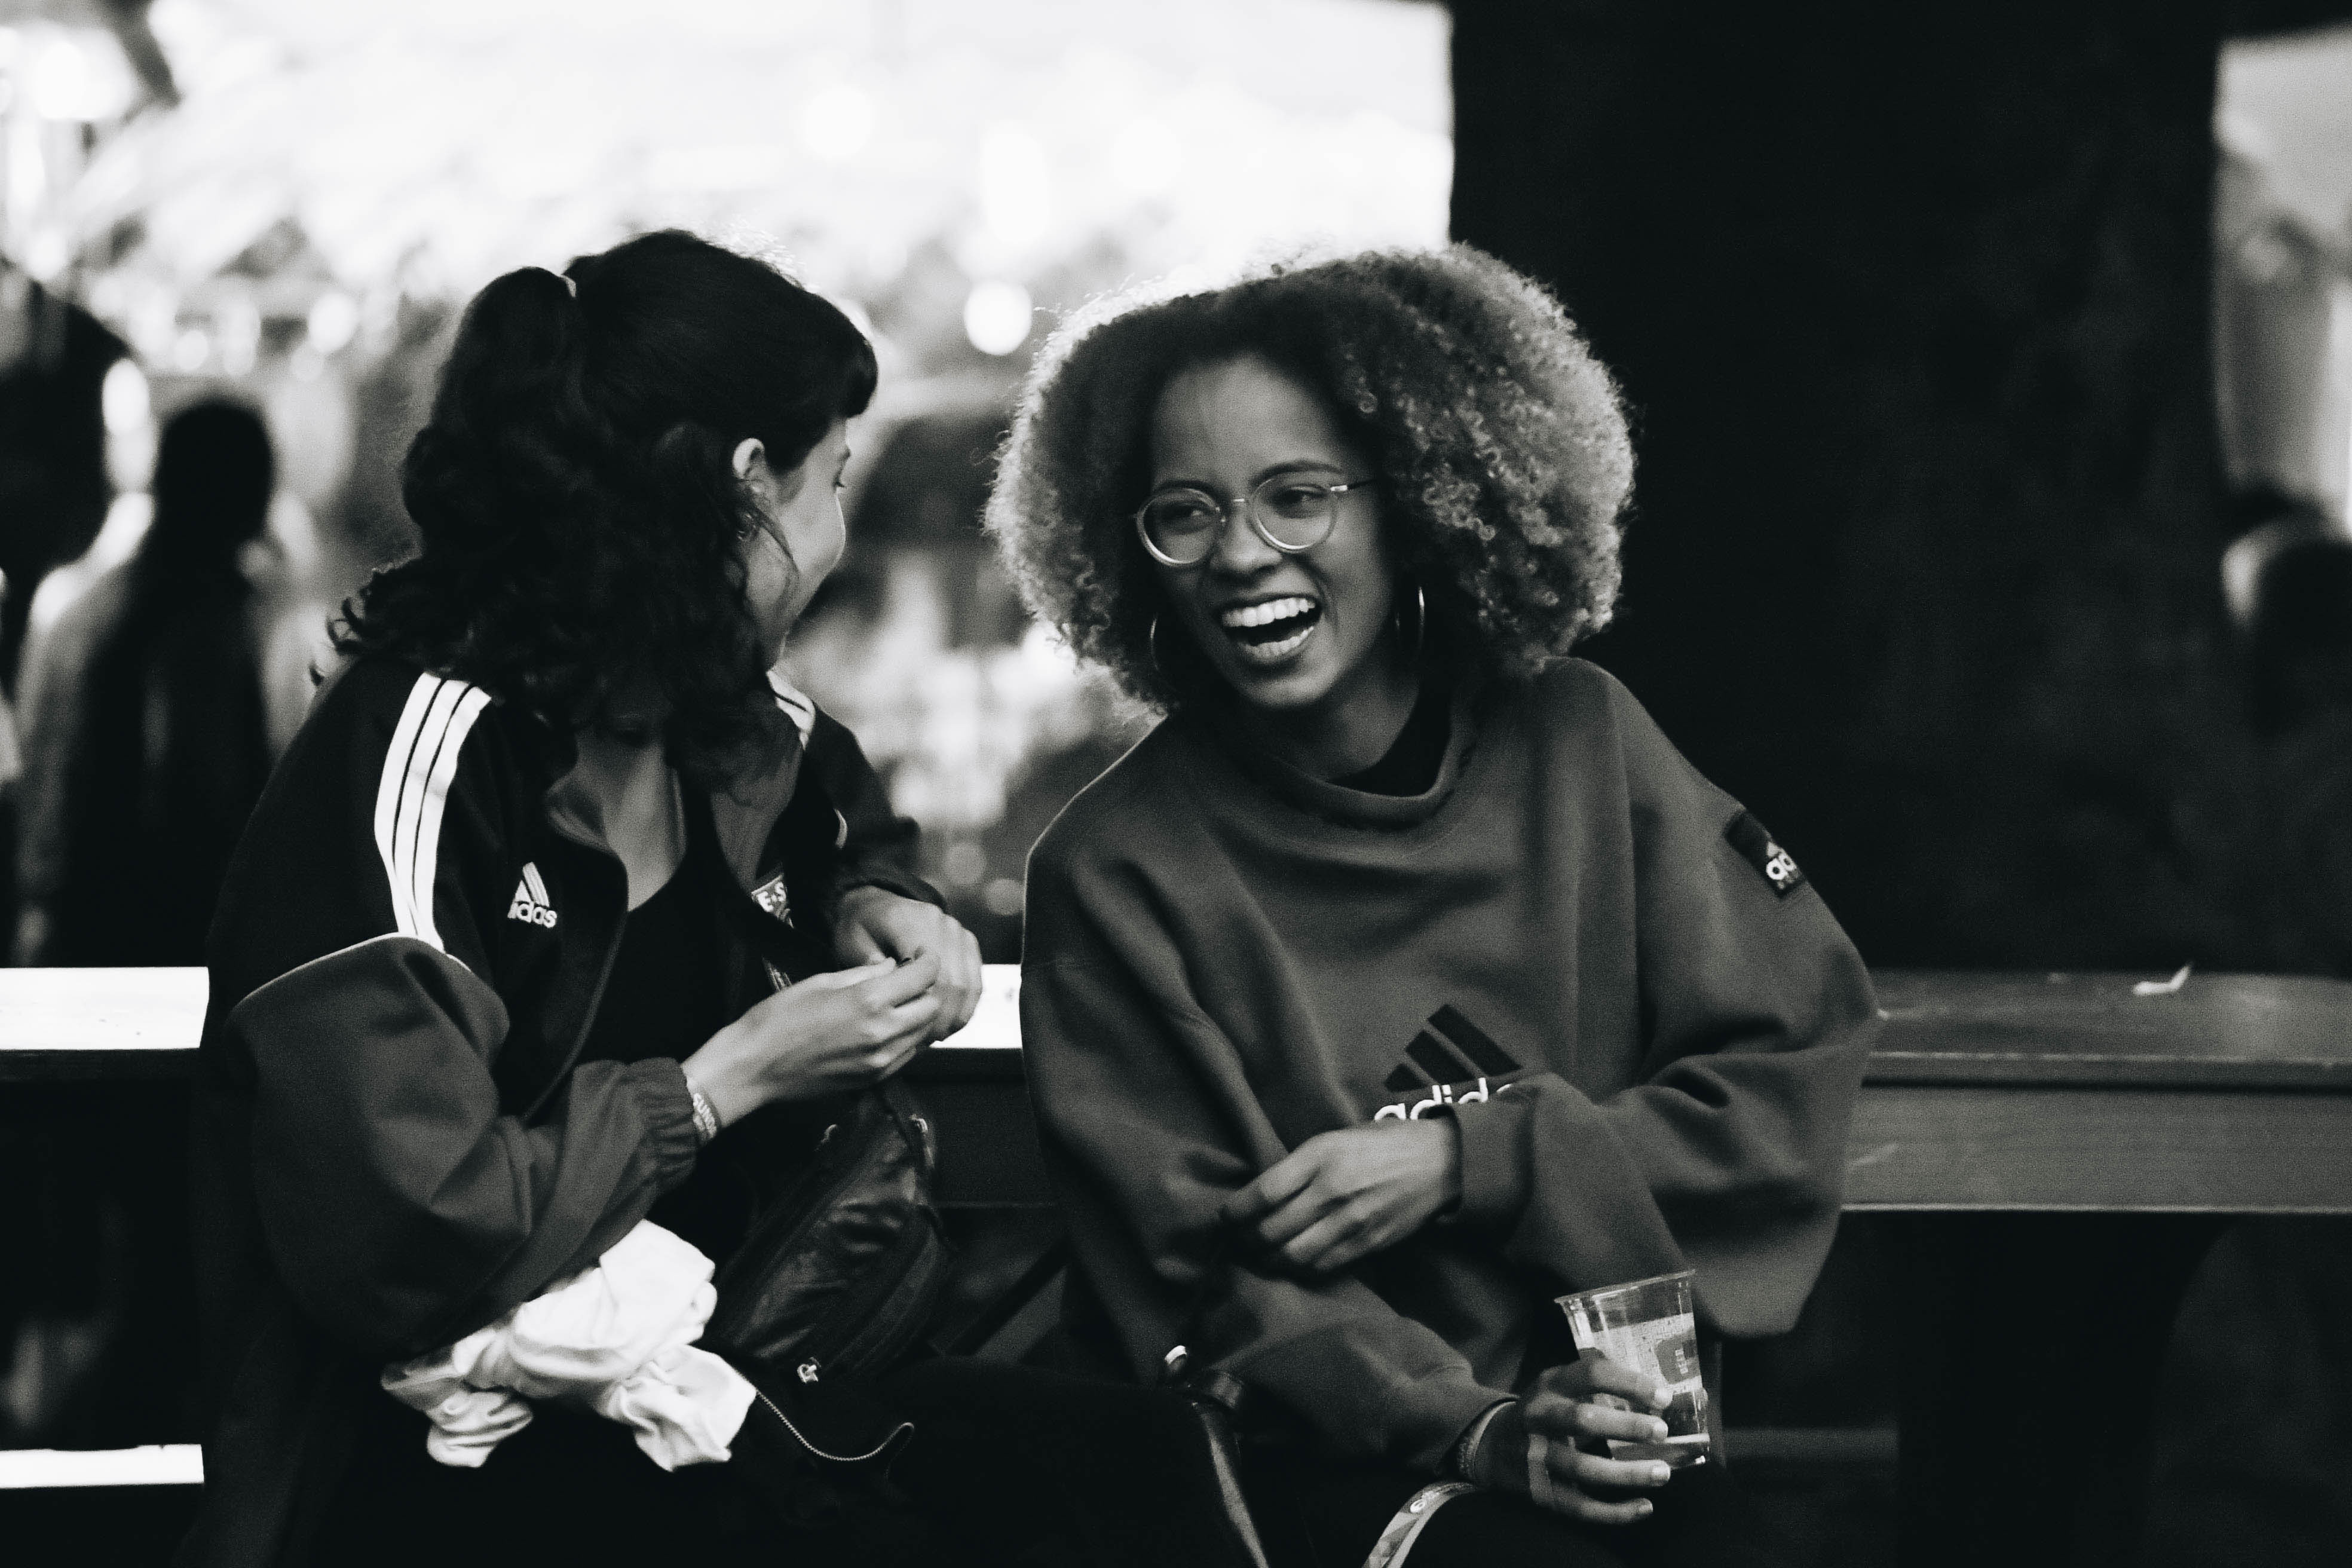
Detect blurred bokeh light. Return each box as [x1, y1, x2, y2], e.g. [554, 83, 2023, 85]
[0, 0, 1453, 958]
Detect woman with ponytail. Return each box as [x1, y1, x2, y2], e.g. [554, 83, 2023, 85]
[186, 232, 998, 1566]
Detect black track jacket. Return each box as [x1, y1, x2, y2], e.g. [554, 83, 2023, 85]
[183, 656, 935, 1567]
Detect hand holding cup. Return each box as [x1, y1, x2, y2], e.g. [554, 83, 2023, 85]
[1467, 1356, 1676, 1525]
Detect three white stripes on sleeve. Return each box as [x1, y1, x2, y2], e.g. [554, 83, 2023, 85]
[372, 673, 492, 957]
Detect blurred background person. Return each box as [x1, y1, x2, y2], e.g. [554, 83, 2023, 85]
[0, 251, 127, 974]
[2139, 523, 2352, 1568]
[1, 400, 277, 1453]
[13, 398, 277, 967]
[0, 257, 123, 684]
[0, 572, 18, 809]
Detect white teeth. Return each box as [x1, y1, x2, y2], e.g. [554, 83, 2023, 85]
[1236, 624, 1314, 663]
[1220, 596, 1315, 629]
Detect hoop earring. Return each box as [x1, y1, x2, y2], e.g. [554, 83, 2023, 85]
[1394, 583, 1427, 657]
[1149, 615, 1173, 684]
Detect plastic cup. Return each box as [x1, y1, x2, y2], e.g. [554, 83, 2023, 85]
[1556, 1270, 1710, 1468]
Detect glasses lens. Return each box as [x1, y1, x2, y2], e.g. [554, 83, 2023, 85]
[1140, 491, 1221, 562]
[1252, 477, 1338, 550]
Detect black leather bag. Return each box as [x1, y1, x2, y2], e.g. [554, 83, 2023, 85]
[704, 1073, 953, 1391]
[699, 771, 953, 1462]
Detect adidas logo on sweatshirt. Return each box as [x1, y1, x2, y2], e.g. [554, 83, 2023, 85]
[506, 862, 558, 929]
[1372, 1005, 1524, 1121]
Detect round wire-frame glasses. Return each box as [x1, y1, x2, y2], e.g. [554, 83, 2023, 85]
[1132, 474, 1377, 568]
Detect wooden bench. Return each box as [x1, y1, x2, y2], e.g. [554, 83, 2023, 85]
[9, 963, 2352, 1563]
[16, 964, 2351, 1209]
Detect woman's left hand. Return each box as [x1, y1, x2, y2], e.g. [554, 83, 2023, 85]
[834, 887, 984, 1041]
[1220, 1120, 1462, 1273]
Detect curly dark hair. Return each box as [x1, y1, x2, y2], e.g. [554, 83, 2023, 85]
[986, 245, 1634, 709]
[335, 229, 875, 783]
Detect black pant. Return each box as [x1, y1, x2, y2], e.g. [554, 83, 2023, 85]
[1241, 1446, 1777, 1568]
[306, 1358, 1253, 1568]
[310, 1383, 863, 1567]
[2142, 1217, 2352, 1568]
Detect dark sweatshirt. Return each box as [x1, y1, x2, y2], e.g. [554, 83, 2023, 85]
[1019, 660, 1878, 1472]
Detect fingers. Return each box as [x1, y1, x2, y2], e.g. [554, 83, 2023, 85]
[1535, 1353, 1673, 1413]
[792, 958, 898, 994]
[1268, 1203, 1394, 1274]
[836, 887, 920, 966]
[1526, 1389, 1672, 1448]
[846, 892, 948, 964]
[836, 920, 888, 964]
[1548, 1441, 1673, 1497]
[1254, 1193, 1332, 1251]
[951, 924, 983, 1021]
[1224, 1124, 1459, 1270]
[844, 951, 942, 1009]
[776, 957, 941, 1061]
[1539, 1485, 1656, 1527]
[837, 892, 985, 1042]
[1220, 1138, 1330, 1226]
[929, 922, 984, 1039]
[866, 993, 942, 1055]
[1512, 1428, 1670, 1527]
[792, 952, 940, 1006]
[860, 1013, 934, 1081]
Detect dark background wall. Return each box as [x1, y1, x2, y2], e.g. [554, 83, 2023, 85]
[1449, 0, 2343, 968]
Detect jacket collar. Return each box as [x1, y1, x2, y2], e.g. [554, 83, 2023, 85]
[537, 672, 816, 898]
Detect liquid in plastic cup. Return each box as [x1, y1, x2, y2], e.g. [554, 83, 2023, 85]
[1557, 1270, 1710, 1468]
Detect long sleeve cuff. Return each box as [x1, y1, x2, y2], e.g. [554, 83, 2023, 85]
[624, 1059, 704, 1193]
[1397, 1367, 1518, 1474]
[1445, 1397, 1519, 1481]
[1235, 1323, 1510, 1472]
[1453, 1086, 1538, 1228]
[829, 872, 947, 915]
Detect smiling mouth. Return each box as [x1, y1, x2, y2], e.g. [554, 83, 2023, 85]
[1218, 596, 1322, 664]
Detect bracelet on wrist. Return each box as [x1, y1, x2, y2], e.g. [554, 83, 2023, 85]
[684, 1076, 721, 1146]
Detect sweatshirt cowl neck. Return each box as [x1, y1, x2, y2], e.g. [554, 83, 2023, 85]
[1192, 677, 1482, 831]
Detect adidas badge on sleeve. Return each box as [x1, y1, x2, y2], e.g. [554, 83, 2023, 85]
[1723, 810, 1806, 898]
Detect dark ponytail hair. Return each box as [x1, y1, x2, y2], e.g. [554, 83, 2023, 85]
[336, 229, 877, 783]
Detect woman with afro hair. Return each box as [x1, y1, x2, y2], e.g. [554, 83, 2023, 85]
[993, 246, 1879, 1567]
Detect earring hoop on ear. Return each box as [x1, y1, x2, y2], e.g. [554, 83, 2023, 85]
[1395, 583, 1428, 657]
[1149, 615, 1172, 685]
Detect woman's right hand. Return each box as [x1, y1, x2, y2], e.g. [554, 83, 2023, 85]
[682, 954, 942, 1128]
[1466, 1355, 1676, 1525]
